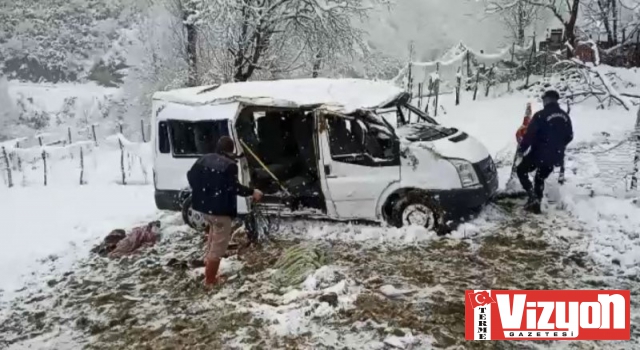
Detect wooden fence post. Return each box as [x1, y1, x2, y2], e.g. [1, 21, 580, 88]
[2, 146, 12, 188]
[485, 65, 495, 97]
[91, 124, 98, 146]
[424, 77, 433, 116]
[42, 149, 48, 186]
[80, 146, 85, 185]
[118, 123, 127, 185]
[16, 141, 22, 172]
[455, 66, 462, 106]
[433, 62, 440, 117]
[473, 69, 481, 101]
[631, 106, 640, 190]
[140, 119, 147, 142]
[68, 126, 74, 159]
[406, 42, 415, 124]
[417, 83, 423, 117]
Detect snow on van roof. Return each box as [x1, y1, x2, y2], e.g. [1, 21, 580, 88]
[152, 78, 404, 113]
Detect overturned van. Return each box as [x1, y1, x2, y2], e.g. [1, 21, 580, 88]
[151, 78, 498, 232]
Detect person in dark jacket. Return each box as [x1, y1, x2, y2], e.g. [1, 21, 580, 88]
[516, 90, 573, 214]
[187, 136, 263, 288]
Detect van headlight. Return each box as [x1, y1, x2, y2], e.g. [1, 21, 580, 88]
[447, 159, 480, 188]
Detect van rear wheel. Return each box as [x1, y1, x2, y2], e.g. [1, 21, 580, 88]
[181, 195, 208, 232]
[391, 192, 447, 234]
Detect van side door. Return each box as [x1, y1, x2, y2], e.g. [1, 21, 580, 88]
[316, 112, 401, 221]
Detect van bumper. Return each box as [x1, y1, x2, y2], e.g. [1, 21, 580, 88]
[433, 155, 499, 219]
[432, 185, 496, 218]
[155, 190, 186, 211]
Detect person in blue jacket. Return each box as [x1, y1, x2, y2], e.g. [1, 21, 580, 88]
[516, 90, 573, 214]
[187, 136, 263, 289]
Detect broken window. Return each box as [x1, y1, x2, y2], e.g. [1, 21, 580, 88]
[327, 115, 397, 164]
[327, 117, 365, 157]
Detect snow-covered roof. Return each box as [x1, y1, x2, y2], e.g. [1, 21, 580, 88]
[152, 78, 404, 113]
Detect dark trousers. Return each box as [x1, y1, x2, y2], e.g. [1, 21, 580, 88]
[516, 154, 554, 200]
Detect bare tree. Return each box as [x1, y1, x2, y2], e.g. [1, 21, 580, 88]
[207, 0, 386, 82]
[599, 0, 640, 53]
[582, 0, 620, 45]
[489, 0, 581, 56]
[485, 0, 542, 45]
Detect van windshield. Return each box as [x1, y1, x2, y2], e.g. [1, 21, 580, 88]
[168, 119, 229, 156]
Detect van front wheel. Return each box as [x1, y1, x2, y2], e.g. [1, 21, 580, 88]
[181, 195, 209, 232]
[391, 193, 445, 233]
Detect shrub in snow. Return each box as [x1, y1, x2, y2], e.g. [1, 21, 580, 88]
[272, 244, 329, 288]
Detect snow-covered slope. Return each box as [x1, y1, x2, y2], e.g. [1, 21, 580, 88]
[1, 70, 640, 348]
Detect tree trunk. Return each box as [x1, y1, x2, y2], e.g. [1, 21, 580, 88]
[612, 0, 618, 45]
[517, 1, 526, 46]
[312, 52, 322, 78]
[186, 21, 198, 87]
[564, 0, 581, 58]
[598, 0, 614, 46]
[525, 37, 536, 88]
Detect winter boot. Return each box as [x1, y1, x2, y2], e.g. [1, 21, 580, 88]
[524, 199, 542, 214]
[204, 258, 222, 287]
[524, 191, 541, 214]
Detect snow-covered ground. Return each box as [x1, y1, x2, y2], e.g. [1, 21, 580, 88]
[1, 77, 639, 348]
[0, 81, 155, 304]
[0, 146, 157, 303]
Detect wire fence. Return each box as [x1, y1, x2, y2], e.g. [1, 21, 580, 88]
[1, 120, 151, 188]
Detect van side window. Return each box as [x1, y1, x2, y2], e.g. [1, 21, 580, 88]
[326, 116, 398, 166]
[168, 120, 229, 156]
[158, 121, 170, 154]
[327, 117, 365, 157]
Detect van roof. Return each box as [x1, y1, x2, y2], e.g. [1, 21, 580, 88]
[152, 78, 404, 113]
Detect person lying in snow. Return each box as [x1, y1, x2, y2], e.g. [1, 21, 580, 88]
[92, 221, 161, 258]
[187, 136, 263, 290]
[516, 90, 573, 214]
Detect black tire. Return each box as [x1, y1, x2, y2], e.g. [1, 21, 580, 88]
[181, 195, 208, 232]
[390, 191, 449, 234]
